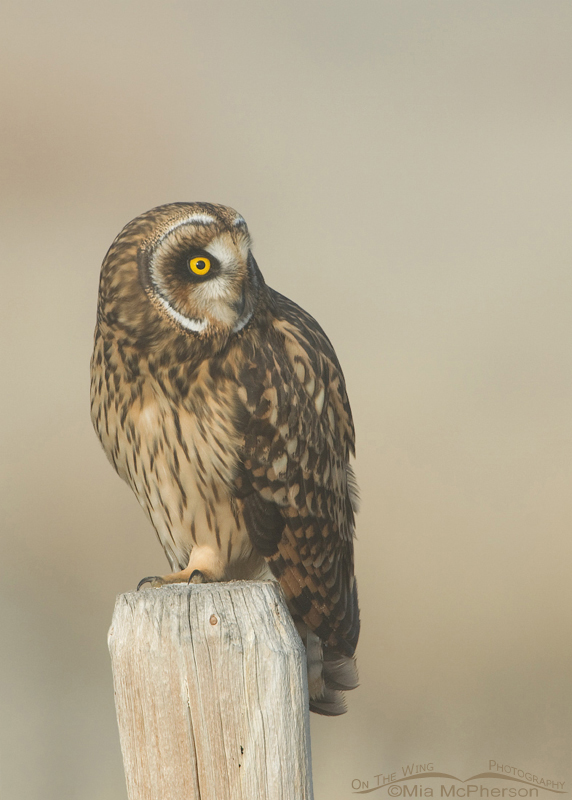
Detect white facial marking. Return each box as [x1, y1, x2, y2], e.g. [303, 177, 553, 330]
[233, 216, 246, 226]
[174, 213, 216, 228]
[205, 236, 248, 266]
[156, 296, 208, 333]
[155, 214, 216, 249]
[195, 274, 233, 302]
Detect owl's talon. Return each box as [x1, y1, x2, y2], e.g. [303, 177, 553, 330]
[188, 569, 207, 584]
[137, 576, 165, 591]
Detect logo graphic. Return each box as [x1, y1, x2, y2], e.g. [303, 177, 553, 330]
[351, 761, 567, 796]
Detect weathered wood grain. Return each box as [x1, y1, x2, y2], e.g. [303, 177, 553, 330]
[108, 580, 314, 800]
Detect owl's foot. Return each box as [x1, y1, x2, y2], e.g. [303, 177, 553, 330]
[136, 568, 193, 590]
[136, 546, 226, 590]
[188, 569, 209, 584]
[137, 565, 217, 591]
[137, 575, 166, 590]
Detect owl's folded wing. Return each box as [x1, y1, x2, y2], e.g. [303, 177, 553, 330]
[234, 290, 360, 657]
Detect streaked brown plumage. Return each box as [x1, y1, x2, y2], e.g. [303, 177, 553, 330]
[90, 202, 360, 714]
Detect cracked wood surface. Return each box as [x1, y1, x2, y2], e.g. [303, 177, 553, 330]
[108, 581, 314, 800]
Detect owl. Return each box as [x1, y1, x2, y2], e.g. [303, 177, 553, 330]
[91, 203, 360, 714]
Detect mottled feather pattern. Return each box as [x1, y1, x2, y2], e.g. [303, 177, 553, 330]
[91, 202, 360, 714]
[235, 290, 359, 656]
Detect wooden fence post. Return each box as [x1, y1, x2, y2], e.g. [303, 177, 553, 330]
[108, 580, 314, 800]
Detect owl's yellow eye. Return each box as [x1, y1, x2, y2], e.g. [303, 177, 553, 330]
[189, 256, 211, 275]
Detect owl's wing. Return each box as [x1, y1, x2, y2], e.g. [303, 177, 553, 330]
[235, 289, 360, 658]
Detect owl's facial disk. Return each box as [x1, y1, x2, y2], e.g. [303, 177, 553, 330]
[140, 212, 259, 337]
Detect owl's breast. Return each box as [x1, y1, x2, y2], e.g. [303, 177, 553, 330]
[91, 344, 253, 571]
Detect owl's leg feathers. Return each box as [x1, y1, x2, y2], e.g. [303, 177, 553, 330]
[185, 545, 226, 582]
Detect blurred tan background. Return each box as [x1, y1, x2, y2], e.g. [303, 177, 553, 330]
[1, 1, 571, 798]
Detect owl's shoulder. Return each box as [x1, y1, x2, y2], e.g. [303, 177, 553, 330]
[266, 288, 342, 369]
[232, 286, 354, 459]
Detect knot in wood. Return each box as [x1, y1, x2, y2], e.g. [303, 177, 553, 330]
[209, 614, 218, 626]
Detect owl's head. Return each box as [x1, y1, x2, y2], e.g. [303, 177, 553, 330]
[99, 203, 264, 348]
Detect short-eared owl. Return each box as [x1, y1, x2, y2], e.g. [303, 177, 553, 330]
[90, 203, 359, 714]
